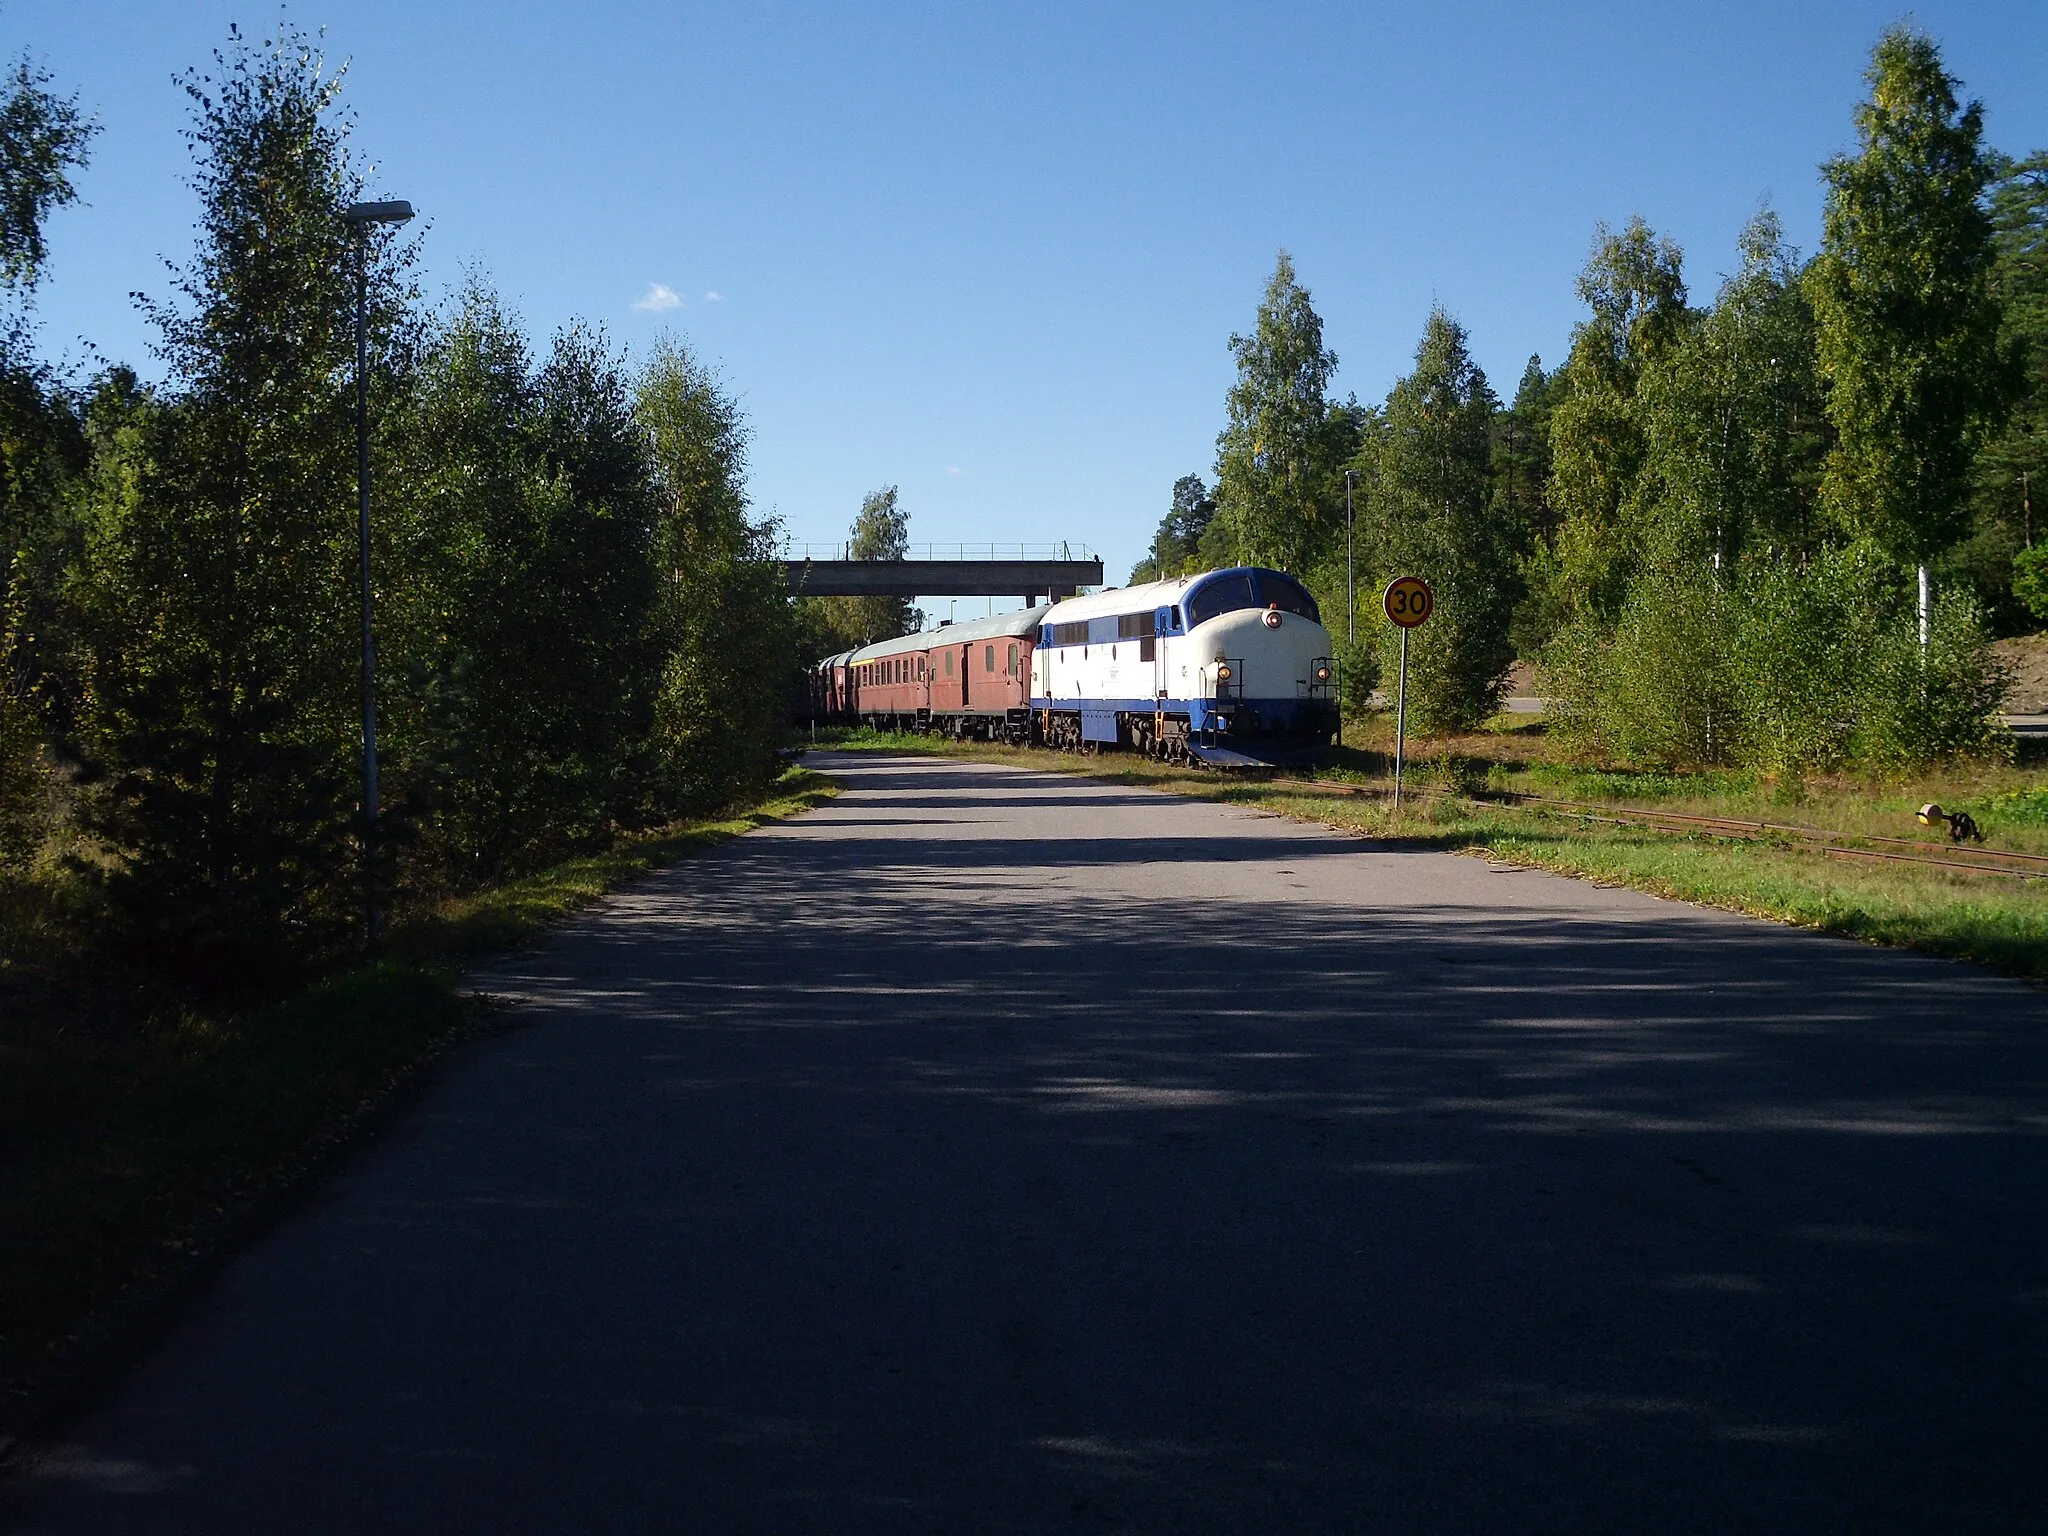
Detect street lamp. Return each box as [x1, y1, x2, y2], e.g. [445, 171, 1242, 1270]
[1343, 470, 1356, 645]
[341, 198, 413, 945]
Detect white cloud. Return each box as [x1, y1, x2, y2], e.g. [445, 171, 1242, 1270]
[945, 465, 964, 477]
[632, 283, 683, 312]
[703, 290, 725, 302]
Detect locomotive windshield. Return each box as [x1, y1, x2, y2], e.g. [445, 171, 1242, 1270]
[1258, 573, 1320, 620]
[1184, 573, 1257, 627]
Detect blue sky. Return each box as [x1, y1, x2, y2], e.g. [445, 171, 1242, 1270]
[16, 1, 2048, 591]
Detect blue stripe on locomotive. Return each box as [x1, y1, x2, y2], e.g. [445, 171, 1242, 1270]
[1029, 693, 1333, 742]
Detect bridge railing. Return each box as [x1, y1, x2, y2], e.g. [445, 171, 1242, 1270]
[777, 541, 1096, 564]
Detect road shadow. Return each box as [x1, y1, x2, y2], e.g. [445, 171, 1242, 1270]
[12, 754, 2046, 1534]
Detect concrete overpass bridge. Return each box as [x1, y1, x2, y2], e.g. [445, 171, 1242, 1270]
[783, 542, 1104, 605]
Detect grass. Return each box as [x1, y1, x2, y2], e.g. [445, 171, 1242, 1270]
[0, 766, 836, 1443]
[812, 725, 2048, 981]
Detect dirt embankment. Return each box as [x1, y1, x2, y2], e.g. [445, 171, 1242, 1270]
[1993, 636, 2048, 714]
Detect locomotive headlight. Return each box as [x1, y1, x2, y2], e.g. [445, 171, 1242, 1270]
[1315, 664, 1331, 682]
[1262, 609, 1282, 629]
[1215, 664, 1233, 682]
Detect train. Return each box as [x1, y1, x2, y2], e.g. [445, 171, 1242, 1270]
[807, 566, 1338, 766]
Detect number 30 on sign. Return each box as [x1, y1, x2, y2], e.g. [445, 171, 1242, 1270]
[1383, 575, 1433, 628]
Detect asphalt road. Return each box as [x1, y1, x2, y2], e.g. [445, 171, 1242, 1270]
[8, 753, 2047, 1532]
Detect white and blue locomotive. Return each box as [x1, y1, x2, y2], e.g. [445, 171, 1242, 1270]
[812, 565, 1338, 765]
[1030, 566, 1337, 765]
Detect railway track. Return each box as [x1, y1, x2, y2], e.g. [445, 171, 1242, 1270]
[1258, 777, 2048, 882]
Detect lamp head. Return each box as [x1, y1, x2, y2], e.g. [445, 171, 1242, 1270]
[343, 199, 414, 226]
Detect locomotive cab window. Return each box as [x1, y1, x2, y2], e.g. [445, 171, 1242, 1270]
[985, 644, 995, 673]
[1007, 644, 1019, 676]
[1259, 573, 1320, 620]
[944, 652, 954, 677]
[1184, 574, 1258, 627]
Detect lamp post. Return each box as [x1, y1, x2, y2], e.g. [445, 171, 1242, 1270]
[342, 198, 413, 945]
[1344, 470, 1356, 645]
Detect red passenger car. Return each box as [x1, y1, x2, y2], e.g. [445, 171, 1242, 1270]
[834, 605, 1048, 742]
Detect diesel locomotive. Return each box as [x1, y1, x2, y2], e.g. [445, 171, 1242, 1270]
[809, 566, 1338, 766]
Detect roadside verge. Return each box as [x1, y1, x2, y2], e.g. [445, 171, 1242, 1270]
[816, 734, 2048, 982]
[0, 766, 838, 1462]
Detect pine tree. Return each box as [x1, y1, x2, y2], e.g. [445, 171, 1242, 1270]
[1363, 309, 1515, 731]
[1129, 474, 1215, 583]
[1977, 152, 2048, 627]
[69, 23, 409, 981]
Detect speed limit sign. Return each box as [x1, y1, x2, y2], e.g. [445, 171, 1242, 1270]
[1383, 575, 1433, 628]
[1383, 575, 1433, 814]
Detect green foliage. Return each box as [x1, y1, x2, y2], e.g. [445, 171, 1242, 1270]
[1360, 310, 1517, 731]
[1977, 787, 2048, 828]
[1807, 26, 2020, 566]
[1629, 210, 1830, 570]
[1545, 565, 1732, 766]
[66, 26, 383, 983]
[0, 51, 95, 293]
[1493, 355, 1558, 553]
[380, 289, 665, 885]
[1956, 150, 2048, 631]
[1546, 544, 2009, 773]
[1549, 217, 1693, 618]
[0, 42, 97, 873]
[1537, 31, 2019, 778]
[0, 22, 793, 991]
[2014, 543, 2048, 623]
[638, 334, 792, 811]
[1129, 473, 1215, 583]
[1333, 634, 1378, 716]
[799, 484, 919, 648]
[1212, 251, 1354, 574]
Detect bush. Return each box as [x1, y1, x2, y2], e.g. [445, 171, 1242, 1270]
[2011, 545, 2048, 625]
[1544, 543, 2009, 772]
[1598, 564, 1734, 765]
[1333, 636, 1379, 716]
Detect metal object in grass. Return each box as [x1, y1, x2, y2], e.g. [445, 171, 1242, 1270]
[1917, 803, 1984, 844]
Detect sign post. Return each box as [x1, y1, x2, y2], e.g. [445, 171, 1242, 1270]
[1382, 575, 1433, 812]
